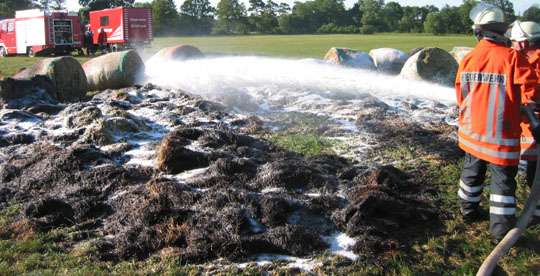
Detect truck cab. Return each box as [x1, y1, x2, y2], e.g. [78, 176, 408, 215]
[0, 19, 16, 57]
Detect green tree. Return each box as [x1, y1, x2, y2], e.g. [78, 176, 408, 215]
[180, 0, 215, 35]
[279, 0, 346, 34]
[383, 1, 403, 32]
[260, 0, 279, 33]
[215, 0, 248, 34]
[276, 2, 291, 15]
[152, 0, 180, 36]
[291, 1, 320, 33]
[481, 0, 515, 22]
[314, 0, 347, 26]
[399, 5, 437, 33]
[134, 2, 152, 8]
[51, 0, 66, 9]
[346, 2, 363, 26]
[522, 5, 540, 22]
[458, 0, 476, 34]
[78, 0, 134, 10]
[424, 11, 445, 35]
[359, 0, 384, 31]
[277, 13, 302, 33]
[39, 0, 66, 10]
[0, 0, 38, 18]
[248, 0, 265, 32]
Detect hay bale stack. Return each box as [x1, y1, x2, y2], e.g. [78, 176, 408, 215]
[151, 44, 205, 61]
[82, 50, 145, 91]
[323, 47, 375, 70]
[450, 46, 474, 64]
[399, 47, 458, 87]
[368, 48, 409, 75]
[13, 56, 87, 102]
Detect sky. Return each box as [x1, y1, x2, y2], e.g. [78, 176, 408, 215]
[65, 0, 538, 15]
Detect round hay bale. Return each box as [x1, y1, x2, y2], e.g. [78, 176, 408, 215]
[399, 47, 458, 87]
[409, 47, 424, 57]
[323, 47, 375, 70]
[368, 48, 409, 75]
[82, 50, 145, 91]
[13, 56, 87, 102]
[150, 44, 205, 61]
[450, 46, 474, 64]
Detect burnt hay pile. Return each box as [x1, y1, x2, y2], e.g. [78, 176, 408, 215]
[0, 83, 444, 264]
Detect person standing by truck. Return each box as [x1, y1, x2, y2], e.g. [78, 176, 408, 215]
[97, 27, 107, 54]
[455, 4, 540, 243]
[84, 25, 94, 55]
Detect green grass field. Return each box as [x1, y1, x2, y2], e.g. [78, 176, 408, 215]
[0, 33, 477, 79]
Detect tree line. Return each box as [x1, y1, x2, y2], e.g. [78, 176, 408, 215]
[2, 0, 540, 36]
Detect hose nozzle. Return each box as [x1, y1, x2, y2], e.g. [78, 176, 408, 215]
[522, 104, 540, 130]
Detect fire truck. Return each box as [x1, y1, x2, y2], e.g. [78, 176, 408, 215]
[0, 9, 82, 57]
[88, 7, 153, 52]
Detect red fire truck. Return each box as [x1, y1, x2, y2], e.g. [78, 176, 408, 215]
[88, 7, 153, 52]
[0, 9, 83, 57]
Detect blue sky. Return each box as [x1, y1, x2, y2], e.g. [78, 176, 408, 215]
[66, 0, 538, 15]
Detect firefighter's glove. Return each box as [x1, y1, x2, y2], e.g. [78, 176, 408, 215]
[532, 126, 540, 144]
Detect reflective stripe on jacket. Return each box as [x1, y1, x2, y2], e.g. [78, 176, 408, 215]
[520, 49, 540, 161]
[456, 40, 540, 166]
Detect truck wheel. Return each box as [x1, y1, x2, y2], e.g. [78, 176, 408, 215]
[0, 47, 5, 58]
[27, 47, 35, 58]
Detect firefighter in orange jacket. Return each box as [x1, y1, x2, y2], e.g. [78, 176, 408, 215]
[510, 21, 540, 225]
[455, 4, 540, 242]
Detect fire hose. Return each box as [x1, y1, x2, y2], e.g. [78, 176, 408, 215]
[477, 105, 540, 275]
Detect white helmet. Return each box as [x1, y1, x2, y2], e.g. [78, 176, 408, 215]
[510, 20, 540, 42]
[470, 4, 505, 25]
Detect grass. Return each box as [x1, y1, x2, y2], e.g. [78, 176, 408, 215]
[148, 33, 477, 59]
[0, 33, 477, 79]
[264, 132, 335, 157]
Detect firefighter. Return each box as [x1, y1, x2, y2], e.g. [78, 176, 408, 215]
[97, 27, 107, 54]
[510, 20, 540, 225]
[455, 4, 540, 243]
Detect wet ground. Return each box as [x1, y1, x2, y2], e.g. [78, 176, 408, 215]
[0, 57, 462, 267]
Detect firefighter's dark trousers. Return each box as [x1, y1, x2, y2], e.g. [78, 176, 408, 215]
[459, 153, 517, 239]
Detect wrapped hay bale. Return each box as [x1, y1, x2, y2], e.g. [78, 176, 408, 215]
[150, 44, 205, 61]
[323, 47, 375, 70]
[399, 47, 458, 87]
[13, 56, 87, 102]
[83, 50, 145, 91]
[450, 47, 473, 64]
[368, 48, 409, 75]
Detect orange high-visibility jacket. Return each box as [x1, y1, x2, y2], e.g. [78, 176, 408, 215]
[456, 40, 540, 166]
[520, 48, 540, 161]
